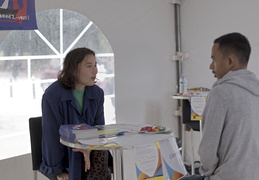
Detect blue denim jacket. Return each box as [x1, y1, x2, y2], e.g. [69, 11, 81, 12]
[39, 81, 104, 180]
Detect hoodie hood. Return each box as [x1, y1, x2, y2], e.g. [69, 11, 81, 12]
[213, 69, 259, 96]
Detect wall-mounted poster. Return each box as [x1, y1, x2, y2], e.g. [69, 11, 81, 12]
[0, 0, 37, 30]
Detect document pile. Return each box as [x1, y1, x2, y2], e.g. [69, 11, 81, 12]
[59, 123, 99, 143]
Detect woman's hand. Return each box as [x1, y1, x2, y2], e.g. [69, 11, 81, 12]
[57, 172, 69, 180]
[73, 149, 91, 172]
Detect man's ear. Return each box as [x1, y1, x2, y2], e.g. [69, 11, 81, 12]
[228, 55, 237, 69]
[228, 54, 242, 70]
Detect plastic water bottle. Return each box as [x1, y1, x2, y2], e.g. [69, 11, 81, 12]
[179, 74, 187, 94]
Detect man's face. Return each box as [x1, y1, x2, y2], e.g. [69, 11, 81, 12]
[210, 43, 231, 79]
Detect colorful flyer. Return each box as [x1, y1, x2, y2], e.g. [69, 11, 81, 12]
[134, 142, 163, 180]
[190, 96, 207, 121]
[159, 137, 187, 180]
[134, 137, 187, 180]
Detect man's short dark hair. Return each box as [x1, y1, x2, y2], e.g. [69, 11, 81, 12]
[214, 32, 251, 65]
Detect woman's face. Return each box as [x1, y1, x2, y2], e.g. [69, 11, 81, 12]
[75, 54, 98, 90]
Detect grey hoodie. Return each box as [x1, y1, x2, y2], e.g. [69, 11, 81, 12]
[198, 69, 259, 180]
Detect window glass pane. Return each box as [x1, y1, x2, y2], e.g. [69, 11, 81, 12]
[0, 60, 27, 80]
[0, 30, 57, 56]
[31, 58, 60, 91]
[31, 58, 60, 79]
[0, 60, 27, 98]
[96, 56, 115, 124]
[96, 56, 115, 95]
[0, 9, 115, 160]
[75, 25, 113, 53]
[36, 9, 61, 51]
[62, 10, 91, 51]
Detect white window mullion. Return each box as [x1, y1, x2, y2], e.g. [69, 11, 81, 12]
[27, 58, 31, 79]
[0, 55, 61, 60]
[60, 9, 64, 55]
[96, 53, 114, 57]
[60, 9, 64, 69]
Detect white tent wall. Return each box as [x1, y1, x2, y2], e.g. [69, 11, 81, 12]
[1, 0, 259, 179]
[181, 0, 259, 87]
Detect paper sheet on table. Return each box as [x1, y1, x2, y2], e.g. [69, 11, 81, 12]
[76, 137, 121, 148]
[96, 123, 145, 134]
[112, 133, 175, 148]
[77, 138, 108, 145]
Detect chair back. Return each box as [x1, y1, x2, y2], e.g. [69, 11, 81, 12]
[29, 116, 42, 171]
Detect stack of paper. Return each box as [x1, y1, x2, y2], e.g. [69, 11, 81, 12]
[59, 123, 99, 142]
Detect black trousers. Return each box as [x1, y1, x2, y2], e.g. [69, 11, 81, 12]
[179, 174, 205, 180]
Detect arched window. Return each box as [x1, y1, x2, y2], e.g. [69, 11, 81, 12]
[0, 9, 115, 160]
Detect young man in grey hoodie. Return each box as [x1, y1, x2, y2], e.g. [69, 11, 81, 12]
[181, 32, 259, 180]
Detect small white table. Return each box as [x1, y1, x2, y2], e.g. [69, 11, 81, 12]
[60, 124, 175, 180]
[60, 138, 123, 180]
[172, 95, 206, 175]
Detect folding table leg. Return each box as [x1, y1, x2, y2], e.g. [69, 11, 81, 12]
[111, 148, 123, 180]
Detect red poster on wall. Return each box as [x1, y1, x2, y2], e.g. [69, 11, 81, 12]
[0, 0, 37, 30]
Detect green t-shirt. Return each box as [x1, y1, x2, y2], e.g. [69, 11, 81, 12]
[72, 89, 85, 114]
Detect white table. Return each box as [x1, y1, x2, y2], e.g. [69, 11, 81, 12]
[172, 95, 205, 175]
[60, 124, 176, 180]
